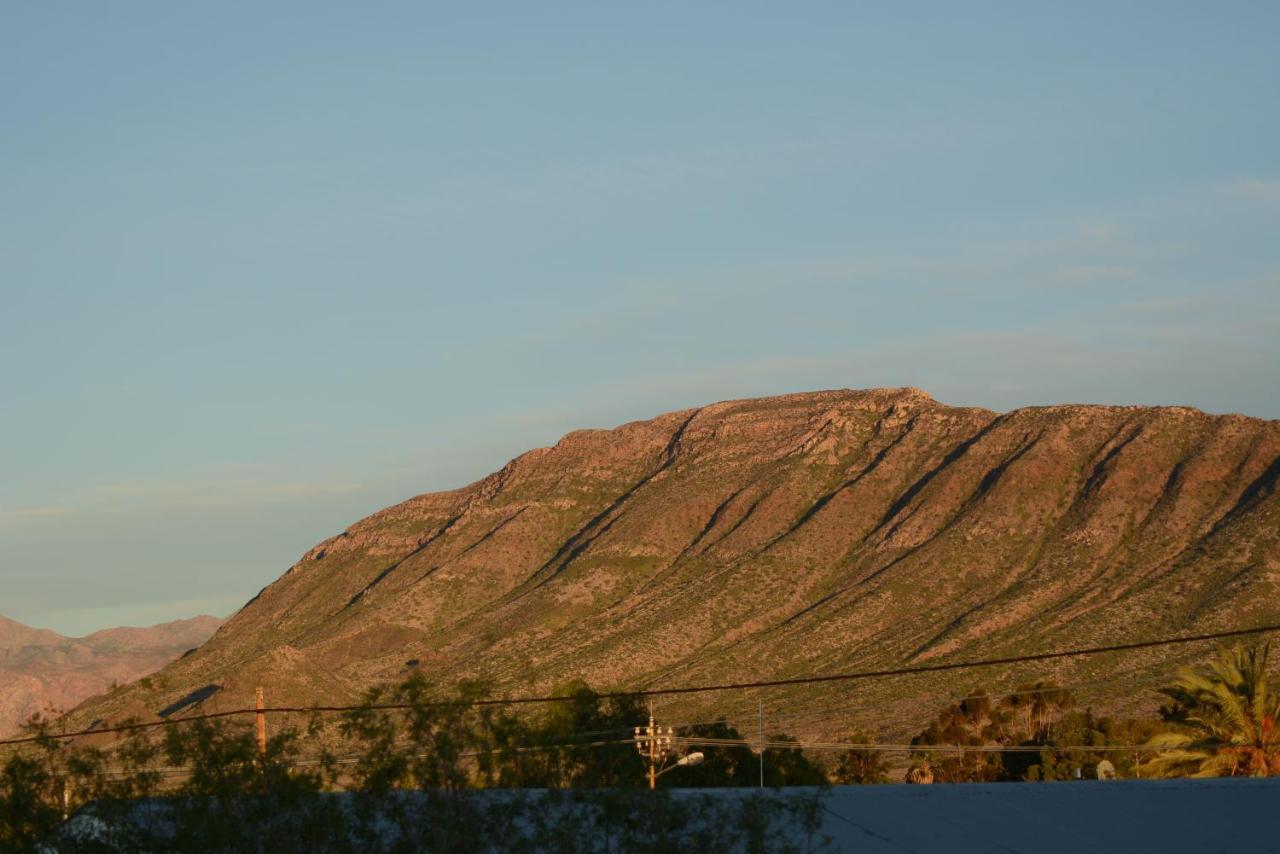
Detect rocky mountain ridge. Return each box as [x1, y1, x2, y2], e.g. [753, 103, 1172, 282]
[63, 388, 1280, 740]
[0, 615, 221, 736]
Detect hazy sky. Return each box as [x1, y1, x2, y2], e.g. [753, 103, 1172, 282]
[3, 3, 1277, 635]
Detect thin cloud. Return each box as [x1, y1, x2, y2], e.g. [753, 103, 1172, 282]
[86, 477, 360, 506]
[1117, 296, 1212, 316]
[1049, 265, 1139, 283]
[1219, 177, 1280, 209]
[0, 505, 75, 519]
[3, 472, 367, 532]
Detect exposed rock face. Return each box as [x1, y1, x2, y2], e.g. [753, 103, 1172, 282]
[0, 615, 221, 736]
[65, 389, 1280, 739]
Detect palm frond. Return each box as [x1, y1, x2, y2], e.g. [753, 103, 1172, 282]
[1144, 642, 1280, 778]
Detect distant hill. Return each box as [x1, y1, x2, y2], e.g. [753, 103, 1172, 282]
[0, 614, 221, 736]
[63, 388, 1280, 740]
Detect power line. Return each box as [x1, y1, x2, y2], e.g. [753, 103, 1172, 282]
[675, 736, 1169, 754]
[285, 619, 1280, 709]
[742, 673, 1132, 729]
[93, 737, 642, 781]
[660, 677, 1091, 733]
[635, 624, 1277, 703]
[91, 734, 1165, 785]
[4, 620, 1276, 748]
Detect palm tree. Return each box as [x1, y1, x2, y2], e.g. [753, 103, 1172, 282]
[1141, 643, 1280, 778]
[904, 761, 934, 784]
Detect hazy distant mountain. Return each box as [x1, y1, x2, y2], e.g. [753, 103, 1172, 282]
[64, 389, 1280, 740]
[0, 614, 221, 736]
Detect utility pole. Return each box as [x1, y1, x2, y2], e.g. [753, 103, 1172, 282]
[633, 705, 673, 790]
[649, 719, 656, 791]
[757, 696, 764, 788]
[255, 686, 267, 759]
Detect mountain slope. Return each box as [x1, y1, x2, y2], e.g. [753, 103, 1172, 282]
[66, 389, 1280, 739]
[0, 615, 222, 736]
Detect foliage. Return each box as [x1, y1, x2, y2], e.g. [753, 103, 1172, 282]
[760, 733, 828, 787]
[906, 680, 1184, 783]
[831, 731, 890, 785]
[911, 682, 1080, 782]
[1003, 680, 1073, 741]
[335, 788, 832, 853]
[0, 713, 345, 852]
[0, 713, 165, 851]
[910, 688, 1020, 782]
[0, 752, 59, 851]
[161, 719, 343, 852]
[14, 653, 1273, 850]
[0, 679, 834, 851]
[1010, 710, 1164, 782]
[664, 720, 759, 787]
[1140, 643, 1280, 778]
[504, 679, 648, 789]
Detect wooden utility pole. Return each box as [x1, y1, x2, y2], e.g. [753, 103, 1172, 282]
[649, 721, 657, 791]
[758, 696, 764, 788]
[255, 686, 267, 758]
[633, 706, 673, 790]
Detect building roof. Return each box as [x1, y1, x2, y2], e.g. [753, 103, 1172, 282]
[799, 778, 1280, 853]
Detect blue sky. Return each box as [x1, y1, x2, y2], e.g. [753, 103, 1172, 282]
[2, 3, 1277, 635]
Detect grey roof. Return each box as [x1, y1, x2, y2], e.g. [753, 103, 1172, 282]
[797, 778, 1280, 853]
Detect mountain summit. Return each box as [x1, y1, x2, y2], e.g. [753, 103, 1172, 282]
[67, 389, 1280, 738]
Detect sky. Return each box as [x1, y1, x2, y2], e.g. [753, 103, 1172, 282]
[2, 2, 1277, 636]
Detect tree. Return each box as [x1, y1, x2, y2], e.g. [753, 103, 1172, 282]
[0, 712, 165, 851]
[665, 720, 758, 788]
[904, 762, 934, 784]
[912, 682, 1083, 782]
[0, 753, 59, 850]
[1141, 643, 1280, 778]
[1005, 680, 1072, 740]
[1008, 709, 1161, 782]
[530, 680, 646, 789]
[831, 731, 890, 784]
[910, 688, 1013, 782]
[760, 733, 827, 787]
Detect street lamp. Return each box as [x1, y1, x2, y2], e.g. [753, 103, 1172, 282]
[634, 712, 704, 789]
[661, 751, 705, 775]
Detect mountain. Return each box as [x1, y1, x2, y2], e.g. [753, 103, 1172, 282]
[63, 389, 1280, 740]
[0, 615, 222, 736]
[0, 616, 61, 650]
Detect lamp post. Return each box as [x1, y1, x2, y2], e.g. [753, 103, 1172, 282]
[657, 751, 705, 781]
[634, 710, 704, 789]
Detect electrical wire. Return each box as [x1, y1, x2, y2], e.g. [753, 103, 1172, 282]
[4, 620, 1275, 748]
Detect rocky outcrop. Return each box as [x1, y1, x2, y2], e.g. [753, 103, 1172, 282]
[64, 389, 1280, 739]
